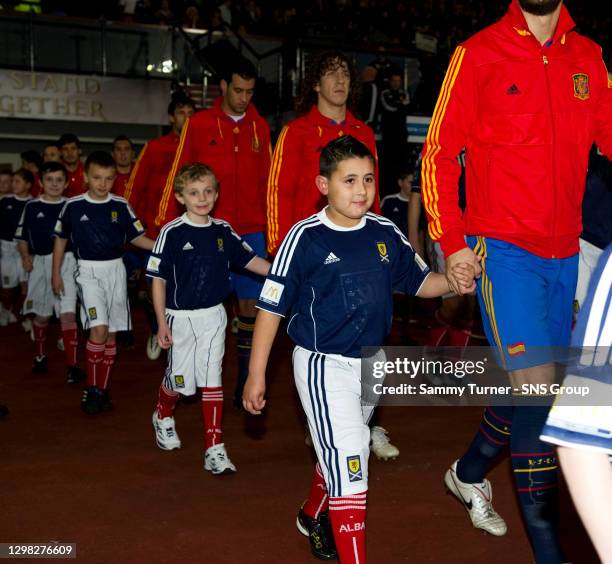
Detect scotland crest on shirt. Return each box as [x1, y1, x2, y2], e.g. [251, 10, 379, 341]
[572, 73, 589, 100]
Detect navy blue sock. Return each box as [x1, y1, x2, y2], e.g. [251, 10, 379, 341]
[456, 406, 513, 483]
[511, 405, 564, 564]
[234, 316, 255, 402]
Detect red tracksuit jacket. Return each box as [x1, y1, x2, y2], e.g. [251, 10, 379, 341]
[124, 131, 182, 239]
[422, 0, 612, 259]
[64, 161, 86, 199]
[266, 106, 380, 254]
[157, 97, 271, 236]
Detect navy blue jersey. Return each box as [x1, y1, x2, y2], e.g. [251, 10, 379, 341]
[54, 193, 145, 260]
[380, 193, 409, 235]
[258, 209, 430, 358]
[16, 197, 68, 255]
[581, 148, 612, 250]
[0, 195, 31, 242]
[146, 214, 256, 310]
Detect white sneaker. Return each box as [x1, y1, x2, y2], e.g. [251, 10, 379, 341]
[152, 412, 181, 450]
[370, 426, 400, 460]
[146, 334, 162, 360]
[57, 337, 64, 351]
[6, 311, 17, 324]
[204, 443, 237, 475]
[444, 460, 507, 536]
[21, 318, 33, 332]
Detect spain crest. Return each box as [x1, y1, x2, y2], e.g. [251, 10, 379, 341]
[572, 73, 589, 100]
[111, 210, 119, 223]
[217, 238, 224, 252]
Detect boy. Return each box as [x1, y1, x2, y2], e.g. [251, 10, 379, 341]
[380, 165, 413, 237]
[244, 136, 472, 562]
[0, 169, 33, 326]
[147, 163, 270, 474]
[53, 151, 154, 415]
[16, 162, 83, 381]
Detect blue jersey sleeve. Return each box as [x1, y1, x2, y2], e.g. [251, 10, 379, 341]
[257, 230, 307, 317]
[146, 226, 173, 281]
[122, 202, 145, 242]
[14, 204, 28, 242]
[54, 201, 71, 239]
[390, 228, 430, 295]
[223, 223, 257, 269]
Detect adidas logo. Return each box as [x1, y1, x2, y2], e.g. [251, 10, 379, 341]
[79, 214, 89, 222]
[36, 212, 45, 218]
[506, 84, 521, 95]
[324, 252, 341, 264]
[182, 242, 194, 251]
[393, 206, 399, 212]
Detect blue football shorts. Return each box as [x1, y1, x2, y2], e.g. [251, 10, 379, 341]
[467, 236, 578, 370]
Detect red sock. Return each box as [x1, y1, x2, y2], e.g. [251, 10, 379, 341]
[329, 492, 367, 564]
[100, 343, 117, 390]
[201, 387, 223, 450]
[156, 385, 179, 418]
[32, 321, 48, 358]
[85, 340, 105, 387]
[303, 463, 329, 518]
[61, 321, 78, 367]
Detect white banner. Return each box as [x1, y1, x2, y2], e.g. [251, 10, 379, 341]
[0, 69, 170, 125]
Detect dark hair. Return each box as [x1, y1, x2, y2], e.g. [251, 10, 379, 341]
[58, 133, 81, 149]
[319, 135, 374, 179]
[0, 169, 12, 176]
[20, 150, 43, 169]
[39, 161, 68, 181]
[167, 92, 196, 115]
[84, 151, 116, 172]
[397, 164, 414, 181]
[43, 142, 60, 151]
[221, 57, 257, 85]
[296, 50, 358, 115]
[112, 135, 134, 150]
[14, 168, 35, 186]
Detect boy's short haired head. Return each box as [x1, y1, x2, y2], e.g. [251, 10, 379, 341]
[58, 133, 81, 149]
[319, 135, 374, 179]
[296, 50, 358, 115]
[84, 151, 116, 173]
[167, 92, 196, 115]
[220, 57, 258, 86]
[39, 161, 68, 182]
[43, 143, 62, 162]
[112, 135, 134, 150]
[14, 168, 35, 186]
[397, 165, 414, 181]
[174, 163, 219, 194]
[21, 150, 43, 170]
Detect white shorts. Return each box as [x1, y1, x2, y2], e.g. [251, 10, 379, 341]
[575, 238, 603, 312]
[23, 253, 77, 317]
[293, 346, 373, 497]
[75, 258, 131, 332]
[162, 304, 227, 395]
[1, 240, 27, 288]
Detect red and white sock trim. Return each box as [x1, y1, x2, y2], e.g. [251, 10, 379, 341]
[329, 493, 367, 511]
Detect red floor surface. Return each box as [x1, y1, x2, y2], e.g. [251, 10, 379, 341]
[0, 307, 599, 563]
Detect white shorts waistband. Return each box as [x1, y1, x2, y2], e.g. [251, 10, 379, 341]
[77, 257, 123, 267]
[165, 303, 225, 318]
